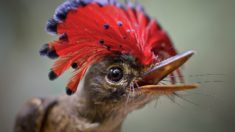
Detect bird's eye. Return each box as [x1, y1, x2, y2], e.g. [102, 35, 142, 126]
[107, 67, 123, 82]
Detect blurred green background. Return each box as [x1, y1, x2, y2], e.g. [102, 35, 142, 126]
[0, 0, 235, 131]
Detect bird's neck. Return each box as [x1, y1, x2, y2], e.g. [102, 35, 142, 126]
[69, 89, 129, 132]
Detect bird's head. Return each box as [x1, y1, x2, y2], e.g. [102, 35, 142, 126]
[40, 0, 197, 111]
[81, 51, 196, 106]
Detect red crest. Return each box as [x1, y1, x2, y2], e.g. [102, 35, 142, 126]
[40, 0, 177, 95]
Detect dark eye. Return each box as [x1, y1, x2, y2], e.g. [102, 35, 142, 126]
[107, 67, 123, 82]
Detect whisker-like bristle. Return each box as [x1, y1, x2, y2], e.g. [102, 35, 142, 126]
[169, 73, 176, 84]
[166, 95, 185, 109]
[173, 93, 199, 106]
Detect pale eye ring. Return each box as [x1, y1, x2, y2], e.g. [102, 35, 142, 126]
[107, 67, 123, 82]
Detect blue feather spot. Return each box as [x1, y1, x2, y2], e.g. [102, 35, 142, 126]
[117, 21, 123, 26]
[59, 33, 68, 41]
[47, 50, 59, 59]
[54, 1, 77, 21]
[46, 19, 58, 34]
[103, 24, 110, 29]
[39, 44, 49, 56]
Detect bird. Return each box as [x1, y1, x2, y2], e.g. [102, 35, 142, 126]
[14, 0, 197, 132]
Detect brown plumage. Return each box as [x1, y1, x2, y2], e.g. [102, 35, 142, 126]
[15, 56, 160, 132]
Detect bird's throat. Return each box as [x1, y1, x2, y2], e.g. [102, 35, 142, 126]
[68, 88, 129, 132]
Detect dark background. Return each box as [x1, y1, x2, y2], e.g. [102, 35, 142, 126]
[0, 0, 235, 131]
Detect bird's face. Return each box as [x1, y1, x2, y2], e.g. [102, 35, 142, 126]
[82, 51, 197, 109]
[83, 54, 143, 102]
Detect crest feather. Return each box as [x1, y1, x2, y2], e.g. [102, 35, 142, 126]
[40, 0, 178, 95]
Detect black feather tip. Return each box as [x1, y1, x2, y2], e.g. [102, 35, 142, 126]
[46, 19, 58, 34]
[99, 40, 105, 45]
[47, 50, 59, 59]
[39, 43, 49, 56]
[71, 63, 78, 69]
[66, 88, 75, 95]
[49, 71, 58, 81]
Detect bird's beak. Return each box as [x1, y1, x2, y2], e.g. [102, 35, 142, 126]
[139, 50, 198, 93]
